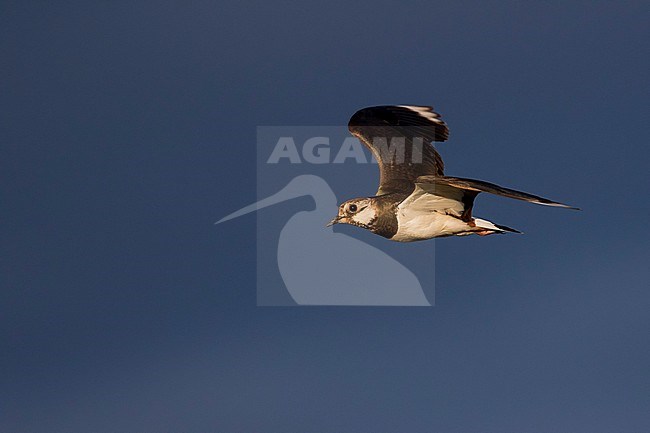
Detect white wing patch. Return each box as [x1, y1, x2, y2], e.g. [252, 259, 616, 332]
[397, 105, 445, 125]
[398, 183, 465, 217]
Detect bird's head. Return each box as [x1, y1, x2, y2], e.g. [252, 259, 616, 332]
[327, 198, 377, 230]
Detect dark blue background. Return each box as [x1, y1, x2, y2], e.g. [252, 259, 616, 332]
[2, 1, 648, 432]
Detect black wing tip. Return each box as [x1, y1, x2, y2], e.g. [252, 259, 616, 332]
[348, 104, 449, 142]
[495, 223, 523, 234]
[349, 104, 443, 122]
[355, 104, 433, 111]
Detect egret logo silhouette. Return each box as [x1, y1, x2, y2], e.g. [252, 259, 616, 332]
[217, 105, 578, 306]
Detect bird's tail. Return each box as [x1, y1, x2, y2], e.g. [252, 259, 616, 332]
[473, 218, 522, 235]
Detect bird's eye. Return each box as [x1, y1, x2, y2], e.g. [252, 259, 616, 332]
[348, 204, 357, 213]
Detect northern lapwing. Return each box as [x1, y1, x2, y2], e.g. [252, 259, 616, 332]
[328, 105, 578, 241]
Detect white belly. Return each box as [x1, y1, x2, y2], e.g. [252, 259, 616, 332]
[392, 211, 471, 242]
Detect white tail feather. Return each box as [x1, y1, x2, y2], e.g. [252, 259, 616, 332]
[474, 218, 501, 231]
[473, 218, 522, 234]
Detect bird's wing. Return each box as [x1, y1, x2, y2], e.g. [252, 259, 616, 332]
[348, 105, 449, 196]
[397, 182, 467, 219]
[416, 176, 579, 213]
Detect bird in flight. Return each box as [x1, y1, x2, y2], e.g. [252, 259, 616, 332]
[328, 105, 578, 241]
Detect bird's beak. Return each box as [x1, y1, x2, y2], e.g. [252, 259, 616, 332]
[326, 216, 340, 227]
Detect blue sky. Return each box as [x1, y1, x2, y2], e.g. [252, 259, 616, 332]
[2, 1, 649, 432]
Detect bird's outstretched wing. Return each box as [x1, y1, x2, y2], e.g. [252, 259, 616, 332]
[348, 105, 449, 196]
[416, 175, 579, 221]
